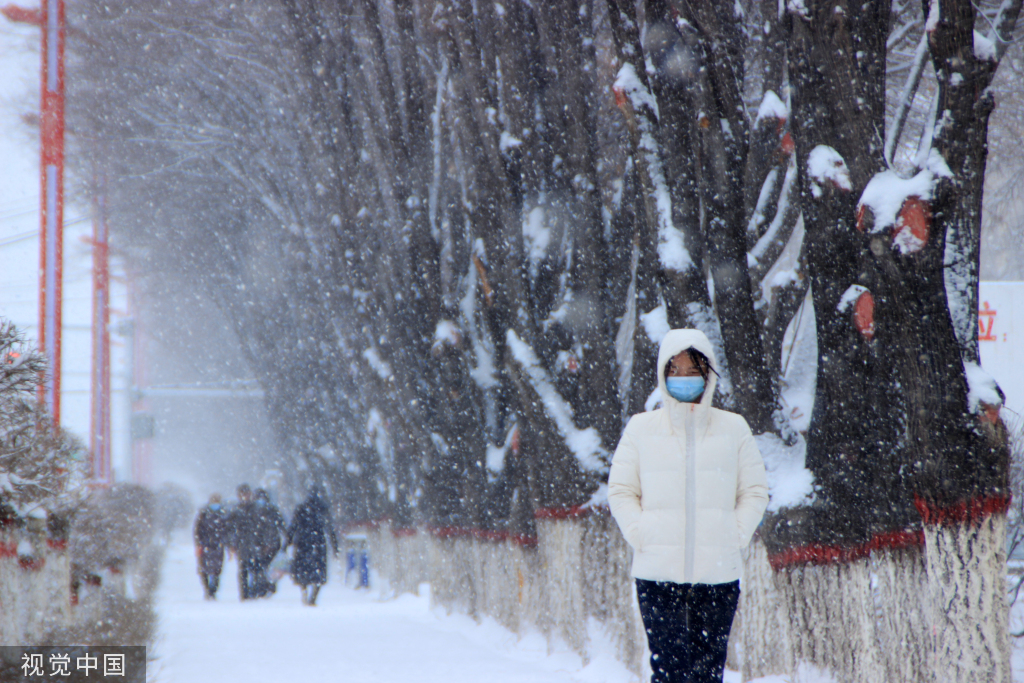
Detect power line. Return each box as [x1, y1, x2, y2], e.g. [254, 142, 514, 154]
[0, 216, 91, 247]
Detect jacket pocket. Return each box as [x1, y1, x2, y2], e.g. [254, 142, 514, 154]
[730, 511, 743, 549]
[635, 511, 648, 551]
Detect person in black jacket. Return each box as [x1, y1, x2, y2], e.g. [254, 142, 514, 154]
[228, 484, 262, 600]
[193, 493, 228, 599]
[285, 486, 338, 606]
[252, 488, 287, 597]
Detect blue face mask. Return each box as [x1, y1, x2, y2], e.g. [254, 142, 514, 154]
[666, 376, 705, 403]
[209, 504, 221, 511]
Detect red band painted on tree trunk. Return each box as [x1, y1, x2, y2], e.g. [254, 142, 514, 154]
[47, 538, 68, 551]
[913, 493, 1010, 526]
[19, 556, 45, 571]
[767, 529, 925, 571]
[533, 505, 592, 520]
[768, 494, 1011, 570]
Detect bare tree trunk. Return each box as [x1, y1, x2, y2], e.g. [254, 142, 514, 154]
[778, 560, 882, 682]
[872, 546, 931, 683]
[922, 514, 1010, 683]
[739, 540, 794, 680]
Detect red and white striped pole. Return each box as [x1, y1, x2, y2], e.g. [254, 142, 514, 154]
[90, 185, 111, 485]
[38, 0, 66, 425]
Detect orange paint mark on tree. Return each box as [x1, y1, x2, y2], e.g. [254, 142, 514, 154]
[892, 196, 931, 252]
[613, 86, 626, 108]
[853, 291, 875, 340]
[855, 204, 867, 232]
[780, 131, 795, 156]
[978, 402, 1002, 425]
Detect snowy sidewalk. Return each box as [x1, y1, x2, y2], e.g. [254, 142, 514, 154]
[151, 535, 637, 683]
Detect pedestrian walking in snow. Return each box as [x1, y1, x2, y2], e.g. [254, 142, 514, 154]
[194, 493, 229, 599]
[285, 486, 338, 606]
[228, 483, 263, 600]
[608, 329, 769, 683]
[253, 487, 287, 597]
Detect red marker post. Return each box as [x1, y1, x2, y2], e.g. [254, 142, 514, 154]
[39, 0, 66, 426]
[2, 1, 66, 426]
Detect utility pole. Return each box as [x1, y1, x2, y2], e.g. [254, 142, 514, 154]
[2, 0, 67, 426]
[90, 185, 111, 485]
[39, 0, 66, 426]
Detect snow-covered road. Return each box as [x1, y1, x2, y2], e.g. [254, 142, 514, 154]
[150, 535, 638, 683]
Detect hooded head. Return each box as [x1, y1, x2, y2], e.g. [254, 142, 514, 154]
[656, 329, 719, 409]
[237, 483, 252, 503]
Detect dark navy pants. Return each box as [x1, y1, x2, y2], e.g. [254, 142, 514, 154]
[636, 579, 740, 683]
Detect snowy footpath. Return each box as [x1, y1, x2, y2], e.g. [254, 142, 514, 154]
[150, 534, 641, 683]
[151, 532, 1024, 683]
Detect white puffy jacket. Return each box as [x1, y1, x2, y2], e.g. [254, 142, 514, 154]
[608, 329, 769, 585]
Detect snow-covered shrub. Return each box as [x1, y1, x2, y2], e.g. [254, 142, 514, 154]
[0, 321, 89, 520]
[43, 484, 165, 648]
[0, 321, 92, 646]
[70, 484, 158, 580]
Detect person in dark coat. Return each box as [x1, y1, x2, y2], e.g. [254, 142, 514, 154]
[193, 493, 228, 599]
[252, 488, 287, 597]
[228, 483, 262, 600]
[285, 487, 338, 606]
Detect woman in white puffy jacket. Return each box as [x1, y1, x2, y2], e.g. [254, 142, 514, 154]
[608, 328, 769, 683]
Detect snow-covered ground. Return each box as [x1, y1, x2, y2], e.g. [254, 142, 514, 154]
[153, 531, 1024, 682]
[150, 534, 645, 683]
